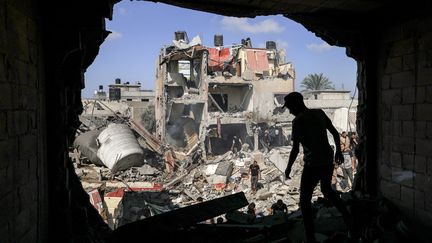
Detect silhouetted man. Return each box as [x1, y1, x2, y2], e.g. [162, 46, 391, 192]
[283, 92, 352, 243]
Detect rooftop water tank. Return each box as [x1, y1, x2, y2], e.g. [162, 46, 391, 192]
[175, 31, 187, 41]
[214, 34, 223, 47]
[266, 41, 277, 50]
[97, 124, 144, 172]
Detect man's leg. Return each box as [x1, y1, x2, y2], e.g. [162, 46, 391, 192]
[320, 164, 353, 233]
[300, 166, 320, 242]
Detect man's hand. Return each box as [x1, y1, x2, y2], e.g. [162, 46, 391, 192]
[335, 150, 344, 165]
[285, 166, 292, 179]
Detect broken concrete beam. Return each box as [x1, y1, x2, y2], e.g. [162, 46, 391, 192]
[111, 192, 249, 241]
[215, 161, 233, 177]
[129, 118, 163, 154]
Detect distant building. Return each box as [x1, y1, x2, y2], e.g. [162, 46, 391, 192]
[107, 78, 154, 102]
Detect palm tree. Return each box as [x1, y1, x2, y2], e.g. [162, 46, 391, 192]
[301, 73, 335, 90]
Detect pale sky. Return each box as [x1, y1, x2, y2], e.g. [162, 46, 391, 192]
[83, 1, 357, 98]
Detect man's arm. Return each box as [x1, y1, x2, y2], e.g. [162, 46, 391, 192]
[324, 112, 344, 164]
[285, 139, 299, 179]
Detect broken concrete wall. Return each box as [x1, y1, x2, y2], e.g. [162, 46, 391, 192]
[375, 17, 432, 227]
[252, 78, 294, 121]
[208, 85, 253, 112]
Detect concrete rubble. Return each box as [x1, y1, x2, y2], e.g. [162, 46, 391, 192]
[68, 32, 427, 242]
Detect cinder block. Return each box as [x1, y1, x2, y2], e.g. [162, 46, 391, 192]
[426, 85, 432, 103]
[392, 121, 401, 136]
[380, 163, 392, 180]
[392, 105, 413, 120]
[381, 75, 391, 90]
[0, 83, 12, 109]
[402, 153, 414, 170]
[391, 71, 414, 88]
[403, 54, 415, 71]
[414, 155, 427, 173]
[427, 122, 432, 138]
[393, 136, 415, 154]
[18, 134, 36, 160]
[0, 138, 18, 169]
[385, 57, 402, 74]
[391, 151, 402, 168]
[417, 67, 432, 85]
[7, 110, 28, 136]
[415, 121, 427, 138]
[390, 38, 414, 57]
[414, 173, 429, 191]
[415, 86, 426, 103]
[6, 4, 29, 62]
[416, 104, 432, 121]
[402, 87, 415, 104]
[416, 138, 432, 157]
[0, 111, 6, 140]
[382, 89, 401, 104]
[402, 121, 414, 137]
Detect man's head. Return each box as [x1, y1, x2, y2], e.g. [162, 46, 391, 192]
[253, 160, 257, 165]
[277, 199, 283, 205]
[282, 92, 306, 116]
[341, 131, 347, 137]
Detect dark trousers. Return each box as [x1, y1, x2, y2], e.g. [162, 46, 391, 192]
[300, 164, 350, 242]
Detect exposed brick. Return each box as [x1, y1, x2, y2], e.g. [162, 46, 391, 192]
[382, 89, 401, 104]
[391, 71, 415, 88]
[428, 157, 432, 176]
[7, 110, 28, 136]
[392, 105, 413, 120]
[403, 54, 415, 71]
[382, 121, 391, 135]
[416, 138, 432, 157]
[417, 67, 432, 85]
[415, 121, 427, 138]
[416, 104, 432, 120]
[414, 173, 429, 191]
[390, 38, 414, 57]
[18, 134, 36, 160]
[391, 152, 402, 168]
[385, 57, 402, 74]
[0, 83, 12, 110]
[416, 86, 426, 103]
[0, 138, 18, 169]
[381, 75, 391, 90]
[415, 155, 427, 173]
[427, 122, 432, 138]
[402, 153, 414, 170]
[13, 160, 29, 186]
[392, 121, 401, 136]
[402, 121, 414, 137]
[380, 179, 401, 200]
[426, 85, 432, 103]
[0, 54, 5, 82]
[393, 136, 415, 154]
[402, 87, 415, 104]
[392, 167, 414, 187]
[0, 111, 6, 140]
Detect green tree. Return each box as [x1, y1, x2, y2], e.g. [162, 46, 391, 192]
[301, 73, 335, 90]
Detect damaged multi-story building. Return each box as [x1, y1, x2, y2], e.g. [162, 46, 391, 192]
[154, 32, 296, 156]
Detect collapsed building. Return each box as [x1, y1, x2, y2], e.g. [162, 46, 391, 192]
[155, 32, 296, 157]
[2, 1, 432, 242]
